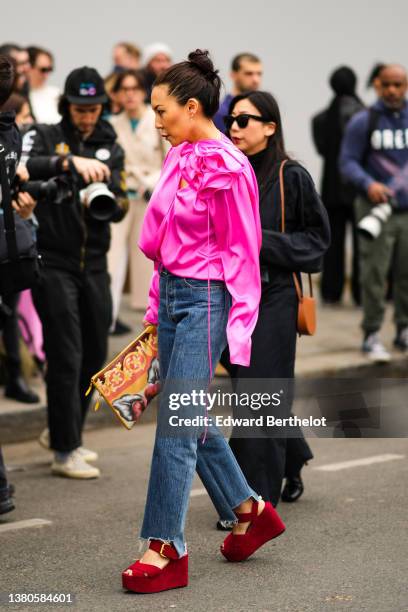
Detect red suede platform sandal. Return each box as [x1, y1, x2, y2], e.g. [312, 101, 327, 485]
[220, 500, 286, 562]
[122, 540, 188, 593]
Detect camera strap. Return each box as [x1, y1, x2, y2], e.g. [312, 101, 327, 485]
[0, 147, 19, 262]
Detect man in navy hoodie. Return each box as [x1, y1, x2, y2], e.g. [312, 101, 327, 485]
[340, 64, 408, 362]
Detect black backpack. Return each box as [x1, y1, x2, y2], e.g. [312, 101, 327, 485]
[312, 106, 380, 162]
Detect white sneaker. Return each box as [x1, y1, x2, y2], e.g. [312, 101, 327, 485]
[362, 333, 391, 363]
[39, 428, 98, 462]
[51, 450, 100, 479]
[76, 446, 98, 463]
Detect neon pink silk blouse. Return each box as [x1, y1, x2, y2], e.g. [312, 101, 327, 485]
[138, 134, 262, 366]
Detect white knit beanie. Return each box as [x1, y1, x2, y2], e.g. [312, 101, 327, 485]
[142, 43, 173, 67]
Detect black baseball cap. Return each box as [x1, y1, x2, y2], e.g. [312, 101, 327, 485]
[64, 66, 107, 105]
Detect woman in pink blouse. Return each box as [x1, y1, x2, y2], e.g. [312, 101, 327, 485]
[121, 50, 286, 595]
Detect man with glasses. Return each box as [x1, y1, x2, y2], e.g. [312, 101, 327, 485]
[214, 52, 263, 132]
[27, 46, 60, 123]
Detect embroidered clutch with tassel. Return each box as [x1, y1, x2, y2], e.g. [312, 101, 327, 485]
[86, 325, 160, 430]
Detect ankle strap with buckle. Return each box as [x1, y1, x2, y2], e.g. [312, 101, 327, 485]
[235, 500, 259, 523]
[149, 540, 179, 560]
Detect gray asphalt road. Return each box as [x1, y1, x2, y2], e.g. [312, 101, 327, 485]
[1, 426, 407, 612]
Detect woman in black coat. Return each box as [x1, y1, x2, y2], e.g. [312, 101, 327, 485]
[218, 91, 330, 527]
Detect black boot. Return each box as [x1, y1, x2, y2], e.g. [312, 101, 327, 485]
[0, 484, 15, 515]
[5, 376, 40, 404]
[281, 473, 304, 503]
[109, 319, 132, 336]
[216, 519, 234, 531]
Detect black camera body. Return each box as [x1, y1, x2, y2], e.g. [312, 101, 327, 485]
[12, 171, 117, 222]
[11, 175, 73, 206]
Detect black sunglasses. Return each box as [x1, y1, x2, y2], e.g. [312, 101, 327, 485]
[38, 66, 53, 74]
[223, 113, 269, 130]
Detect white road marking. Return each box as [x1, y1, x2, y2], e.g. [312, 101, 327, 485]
[313, 453, 405, 472]
[190, 488, 206, 498]
[0, 518, 52, 533]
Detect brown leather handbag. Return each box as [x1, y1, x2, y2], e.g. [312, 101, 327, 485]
[279, 160, 316, 336]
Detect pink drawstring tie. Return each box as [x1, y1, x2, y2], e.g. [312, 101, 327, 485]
[202, 202, 212, 444]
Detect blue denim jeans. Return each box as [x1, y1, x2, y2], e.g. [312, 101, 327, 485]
[140, 269, 258, 556]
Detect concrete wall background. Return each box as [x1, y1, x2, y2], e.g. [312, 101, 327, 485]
[3, 0, 408, 182]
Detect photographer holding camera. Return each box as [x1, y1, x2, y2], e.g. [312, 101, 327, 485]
[340, 64, 408, 362]
[0, 55, 38, 513]
[23, 66, 128, 479]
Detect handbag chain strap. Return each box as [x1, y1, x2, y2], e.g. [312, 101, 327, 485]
[278, 160, 313, 301]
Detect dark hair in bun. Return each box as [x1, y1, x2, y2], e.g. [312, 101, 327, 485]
[187, 49, 219, 82]
[154, 49, 221, 118]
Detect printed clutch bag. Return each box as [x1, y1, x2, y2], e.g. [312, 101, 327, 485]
[86, 325, 160, 430]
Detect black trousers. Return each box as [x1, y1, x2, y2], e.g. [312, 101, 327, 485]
[32, 266, 112, 452]
[220, 283, 313, 507]
[1, 292, 22, 380]
[320, 205, 360, 304]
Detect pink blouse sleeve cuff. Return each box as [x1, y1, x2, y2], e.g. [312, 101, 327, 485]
[144, 308, 158, 325]
[227, 336, 252, 367]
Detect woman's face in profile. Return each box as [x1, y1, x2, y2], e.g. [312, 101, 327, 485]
[229, 98, 275, 156]
[151, 84, 191, 147]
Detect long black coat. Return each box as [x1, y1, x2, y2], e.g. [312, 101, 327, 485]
[221, 161, 330, 505]
[259, 160, 331, 281]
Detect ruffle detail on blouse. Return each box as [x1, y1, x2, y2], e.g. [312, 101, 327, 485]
[178, 139, 246, 199]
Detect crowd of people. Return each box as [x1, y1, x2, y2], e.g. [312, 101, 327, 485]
[0, 37, 407, 594]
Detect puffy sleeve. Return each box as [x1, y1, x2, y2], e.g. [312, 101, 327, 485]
[144, 261, 160, 325]
[209, 166, 262, 366]
[139, 146, 177, 324]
